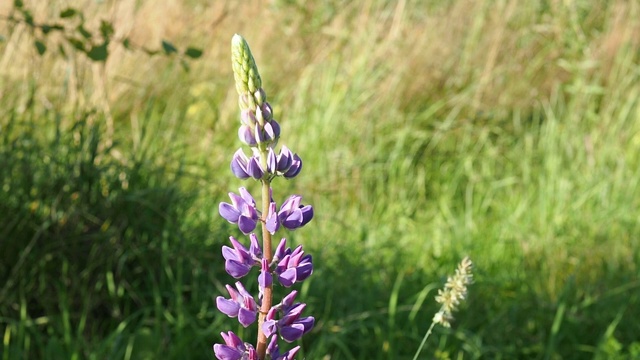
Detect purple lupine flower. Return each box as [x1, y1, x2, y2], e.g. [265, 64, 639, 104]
[254, 120, 280, 146]
[278, 195, 313, 231]
[267, 335, 300, 360]
[216, 281, 258, 327]
[222, 234, 261, 278]
[263, 299, 314, 343]
[275, 146, 303, 179]
[238, 124, 258, 147]
[258, 258, 272, 294]
[219, 187, 259, 234]
[214, 331, 258, 360]
[274, 243, 313, 287]
[266, 148, 277, 174]
[218, 34, 316, 359]
[265, 202, 280, 234]
[259, 101, 273, 122]
[230, 149, 264, 180]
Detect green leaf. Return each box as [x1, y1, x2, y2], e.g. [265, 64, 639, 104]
[184, 47, 203, 59]
[87, 42, 108, 62]
[100, 20, 114, 39]
[14, 0, 23, 9]
[142, 47, 158, 55]
[21, 10, 34, 26]
[41, 25, 51, 34]
[59, 8, 77, 18]
[180, 59, 190, 72]
[161, 40, 177, 55]
[67, 37, 85, 51]
[34, 40, 46, 55]
[77, 24, 92, 39]
[122, 37, 131, 49]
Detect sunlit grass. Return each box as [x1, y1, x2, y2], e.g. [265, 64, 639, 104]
[1, 0, 640, 358]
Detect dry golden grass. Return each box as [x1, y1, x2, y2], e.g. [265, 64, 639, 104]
[2, 0, 638, 117]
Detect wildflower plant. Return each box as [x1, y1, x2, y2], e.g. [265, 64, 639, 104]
[413, 256, 474, 360]
[213, 34, 314, 360]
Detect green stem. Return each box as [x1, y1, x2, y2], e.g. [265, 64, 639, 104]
[412, 318, 438, 360]
[256, 156, 273, 359]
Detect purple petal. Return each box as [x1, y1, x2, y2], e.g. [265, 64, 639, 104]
[260, 102, 273, 121]
[231, 161, 249, 179]
[221, 246, 237, 261]
[266, 202, 280, 234]
[230, 149, 250, 179]
[271, 120, 281, 139]
[278, 268, 297, 287]
[228, 236, 251, 261]
[247, 157, 264, 179]
[283, 155, 302, 178]
[296, 262, 313, 282]
[238, 187, 255, 206]
[216, 297, 240, 317]
[266, 335, 279, 356]
[300, 205, 313, 226]
[281, 346, 301, 360]
[280, 195, 300, 213]
[220, 331, 244, 348]
[298, 316, 315, 333]
[259, 258, 272, 289]
[249, 233, 262, 259]
[282, 291, 298, 307]
[238, 125, 257, 146]
[274, 238, 287, 261]
[213, 344, 243, 360]
[267, 148, 277, 173]
[238, 307, 257, 327]
[263, 122, 275, 142]
[281, 210, 303, 230]
[219, 203, 240, 223]
[237, 215, 257, 234]
[262, 319, 277, 338]
[280, 324, 305, 343]
[254, 123, 265, 144]
[225, 259, 252, 278]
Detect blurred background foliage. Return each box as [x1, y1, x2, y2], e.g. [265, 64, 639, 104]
[1, 0, 639, 359]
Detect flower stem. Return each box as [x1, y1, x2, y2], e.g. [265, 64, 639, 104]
[412, 319, 437, 360]
[256, 173, 273, 359]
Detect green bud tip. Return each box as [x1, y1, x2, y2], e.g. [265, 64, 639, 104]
[231, 34, 262, 97]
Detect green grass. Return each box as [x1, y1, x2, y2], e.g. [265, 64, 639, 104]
[1, 0, 640, 359]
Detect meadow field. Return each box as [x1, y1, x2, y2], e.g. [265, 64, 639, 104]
[1, 0, 639, 359]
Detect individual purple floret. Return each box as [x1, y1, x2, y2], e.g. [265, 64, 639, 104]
[255, 120, 280, 145]
[238, 125, 258, 147]
[231, 149, 264, 180]
[213, 331, 258, 360]
[273, 240, 313, 287]
[262, 293, 315, 343]
[265, 202, 280, 235]
[267, 335, 300, 360]
[275, 146, 302, 179]
[219, 187, 259, 234]
[216, 281, 258, 327]
[258, 258, 272, 293]
[222, 234, 261, 278]
[277, 195, 313, 231]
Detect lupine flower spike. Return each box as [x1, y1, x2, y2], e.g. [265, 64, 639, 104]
[213, 34, 315, 360]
